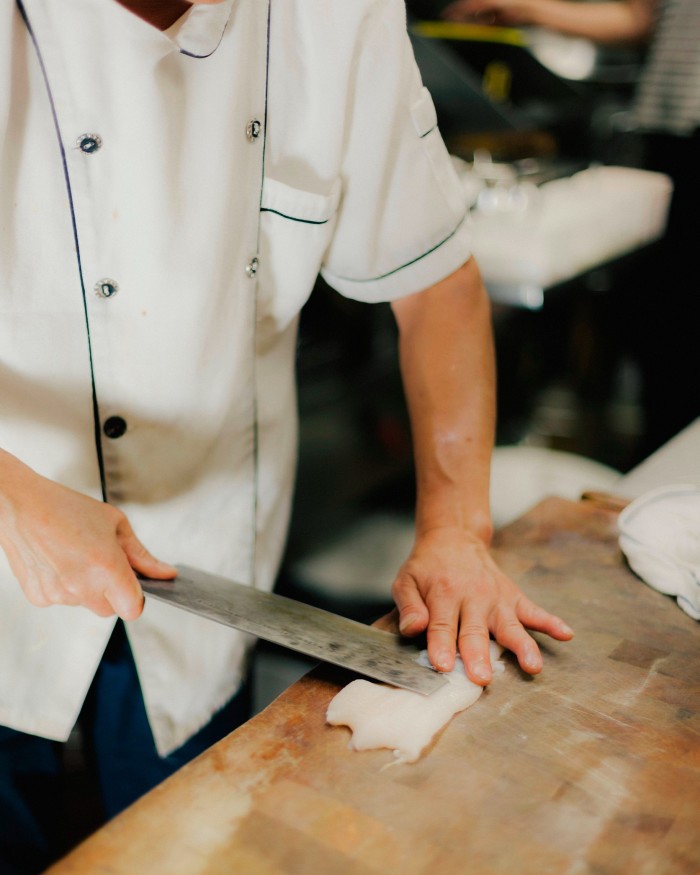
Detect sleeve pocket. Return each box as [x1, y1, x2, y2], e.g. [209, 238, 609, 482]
[410, 87, 438, 138]
[261, 177, 342, 225]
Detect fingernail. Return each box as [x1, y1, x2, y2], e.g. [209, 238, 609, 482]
[435, 649, 452, 670]
[559, 620, 574, 636]
[120, 603, 141, 622]
[472, 662, 490, 682]
[399, 612, 419, 633]
[523, 650, 541, 671]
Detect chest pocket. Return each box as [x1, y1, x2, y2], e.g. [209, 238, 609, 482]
[257, 176, 341, 336]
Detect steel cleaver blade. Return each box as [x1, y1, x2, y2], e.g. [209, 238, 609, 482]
[140, 564, 447, 696]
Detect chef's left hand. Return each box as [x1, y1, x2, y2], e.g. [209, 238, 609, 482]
[391, 525, 573, 685]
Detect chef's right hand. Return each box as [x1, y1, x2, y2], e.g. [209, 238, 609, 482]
[0, 451, 176, 619]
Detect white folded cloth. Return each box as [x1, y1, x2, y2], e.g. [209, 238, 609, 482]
[618, 484, 700, 620]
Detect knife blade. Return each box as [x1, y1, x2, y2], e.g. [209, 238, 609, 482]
[140, 564, 447, 695]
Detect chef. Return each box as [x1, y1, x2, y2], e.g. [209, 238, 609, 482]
[0, 0, 573, 870]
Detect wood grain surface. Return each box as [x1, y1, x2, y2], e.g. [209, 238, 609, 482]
[47, 498, 700, 875]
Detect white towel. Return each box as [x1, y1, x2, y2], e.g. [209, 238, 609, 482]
[618, 484, 700, 620]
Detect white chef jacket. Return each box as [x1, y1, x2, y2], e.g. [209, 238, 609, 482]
[0, 0, 471, 756]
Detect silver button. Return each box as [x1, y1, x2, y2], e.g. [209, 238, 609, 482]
[95, 278, 119, 298]
[77, 133, 103, 154]
[245, 119, 262, 142]
[245, 257, 259, 278]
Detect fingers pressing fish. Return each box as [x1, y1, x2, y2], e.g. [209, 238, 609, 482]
[326, 640, 505, 764]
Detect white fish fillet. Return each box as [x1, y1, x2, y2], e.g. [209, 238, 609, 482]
[326, 641, 504, 763]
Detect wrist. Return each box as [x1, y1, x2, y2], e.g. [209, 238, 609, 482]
[0, 451, 37, 520]
[0, 449, 33, 484]
[415, 504, 494, 547]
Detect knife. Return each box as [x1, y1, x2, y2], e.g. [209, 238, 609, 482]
[140, 564, 447, 696]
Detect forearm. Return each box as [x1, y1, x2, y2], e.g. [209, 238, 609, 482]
[523, 0, 654, 44]
[391, 257, 495, 545]
[443, 0, 655, 44]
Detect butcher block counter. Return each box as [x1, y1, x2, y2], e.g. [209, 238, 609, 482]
[48, 497, 700, 875]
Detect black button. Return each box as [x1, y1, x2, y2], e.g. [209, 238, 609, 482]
[103, 416, 127, 439]
[78, 134, 102, 154]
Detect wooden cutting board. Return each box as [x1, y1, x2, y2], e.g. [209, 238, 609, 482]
[48, 497, 700, 874]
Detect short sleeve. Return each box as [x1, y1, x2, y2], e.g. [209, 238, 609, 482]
[320, 0, 472, 303]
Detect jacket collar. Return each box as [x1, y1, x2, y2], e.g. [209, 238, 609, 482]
[167, 0, 235, 57]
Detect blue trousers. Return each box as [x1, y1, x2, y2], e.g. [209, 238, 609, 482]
[0, 622, 252, 875]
